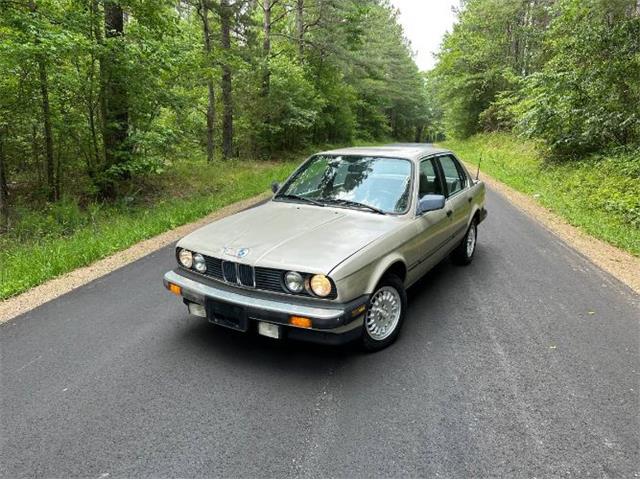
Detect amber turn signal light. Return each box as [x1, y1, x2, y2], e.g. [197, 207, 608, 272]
[351, 304, 367, 317]
[167, 282, 182, 296]
[289, 316, 312, 328]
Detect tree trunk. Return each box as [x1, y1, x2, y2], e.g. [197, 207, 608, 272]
[414, 124, 424, 143]
[96, 0, 107, 164]
[101, 0, 130, 193]
[87, 0, 101, 179]
[296, 0, 304, 60]
[87, 100, 100, 181]
[0, 128, 8, 233]
[220, 0, 233, 159]
[31, 124, 42, 184]
[38, 57, 57, 202]
[200, 0, 215, 162]
[261, 0, 271, 97]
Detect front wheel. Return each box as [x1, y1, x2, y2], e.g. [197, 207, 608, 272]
[361, 275, 407, 352]
[451, 219, 477, 265]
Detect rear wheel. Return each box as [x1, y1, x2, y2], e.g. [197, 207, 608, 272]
[451, 219, 477, 265]
[361, 275, 407, 351]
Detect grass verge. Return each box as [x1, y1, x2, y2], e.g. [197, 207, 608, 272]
[441, 133, 640, 256]
[0, 157, 298, 300]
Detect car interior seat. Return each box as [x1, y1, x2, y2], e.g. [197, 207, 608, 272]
[419, 173, 442, 197]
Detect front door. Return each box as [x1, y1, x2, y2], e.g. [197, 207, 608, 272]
[406, 157, 452, 281]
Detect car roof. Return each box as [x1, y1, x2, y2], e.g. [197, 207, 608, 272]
[317, 143, 450, 161]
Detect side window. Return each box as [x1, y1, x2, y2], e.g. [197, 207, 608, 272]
[438, 155, 466, 197]
[418, 158, 443, 198]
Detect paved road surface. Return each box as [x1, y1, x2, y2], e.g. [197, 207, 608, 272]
[1, 188, 639, 478]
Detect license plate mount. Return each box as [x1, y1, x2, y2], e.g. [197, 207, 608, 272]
[206, 299, 248, 332]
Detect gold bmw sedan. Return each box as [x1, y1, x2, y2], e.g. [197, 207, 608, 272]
[164, 144, 487, 351]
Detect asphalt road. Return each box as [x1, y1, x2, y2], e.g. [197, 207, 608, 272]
[1, 188, 639, 478]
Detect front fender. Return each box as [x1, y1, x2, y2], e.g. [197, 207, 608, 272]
[332, 251, 408, 302]
[364, 253, 408, 294]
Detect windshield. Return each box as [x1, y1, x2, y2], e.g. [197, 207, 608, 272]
[277, 155, 413, 214]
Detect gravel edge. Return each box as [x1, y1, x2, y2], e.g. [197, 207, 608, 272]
[470, 165, 640, 295]
[0, 192, 272, 324]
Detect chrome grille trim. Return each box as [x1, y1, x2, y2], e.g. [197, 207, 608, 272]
[237, 263, 255, 287]
[222, 261, 237, 283]
[198, 253, 337, 299]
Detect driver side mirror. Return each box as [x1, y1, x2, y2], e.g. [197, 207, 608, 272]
[271, 181, 280, 194]
[417, 194, 445, 215]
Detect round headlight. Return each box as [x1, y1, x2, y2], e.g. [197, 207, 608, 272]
[193, 253, 206, 273]
[178, 249, 193, 268]
[284, 271, 304, 293]
[310, 274, 332, 297]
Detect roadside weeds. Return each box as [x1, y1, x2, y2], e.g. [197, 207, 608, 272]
[471, 165, 640, 296]
[0, 192, 271, 324]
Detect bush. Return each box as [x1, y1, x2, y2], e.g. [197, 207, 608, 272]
[510, 0, 640, 159]
[442, 133, 640, 255]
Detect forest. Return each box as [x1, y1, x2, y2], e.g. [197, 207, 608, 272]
[432, 0, 639, 159]
[432, 0, 639, 255]
[0, 0, 433, 233]
[0, 0, 638, 299]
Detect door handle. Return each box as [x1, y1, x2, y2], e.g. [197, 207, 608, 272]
[446, 210, 453, 217]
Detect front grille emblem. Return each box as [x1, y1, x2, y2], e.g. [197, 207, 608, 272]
[223, 246, 250, 258]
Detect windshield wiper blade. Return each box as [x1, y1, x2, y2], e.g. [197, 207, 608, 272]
[321, 198, 386, 215]
[276, 194, 325, 207]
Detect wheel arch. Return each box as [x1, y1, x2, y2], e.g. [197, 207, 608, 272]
[472, 207, 481, 224]
[468, 205, 482, 229]
[365, 254, 408, 294]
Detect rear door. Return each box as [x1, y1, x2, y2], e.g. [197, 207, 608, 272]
[436, 154, 471, 245]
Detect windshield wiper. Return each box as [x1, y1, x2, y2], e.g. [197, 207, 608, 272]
[275, 193, 326, 207]
[321, 198, 386, 215]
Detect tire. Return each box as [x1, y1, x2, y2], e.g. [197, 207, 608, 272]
[361, 275, 407, 352]
[451, 218, 477, 265]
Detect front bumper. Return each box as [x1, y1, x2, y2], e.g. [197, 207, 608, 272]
[163, 269, 366, 345]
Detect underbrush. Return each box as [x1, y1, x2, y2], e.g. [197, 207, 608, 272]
[441, 133, 640, 256]
[0, 157, 298, 300]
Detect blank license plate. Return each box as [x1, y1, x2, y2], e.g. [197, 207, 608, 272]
[206, 299, 248, 332]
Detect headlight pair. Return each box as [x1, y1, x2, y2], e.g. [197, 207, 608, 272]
[285, 271, 332, 297]
[178, 248, 206, 273]
[178, 248, 333, 297]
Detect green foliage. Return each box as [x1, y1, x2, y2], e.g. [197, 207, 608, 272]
[259, 54, 324, 151]
[0, 157, 298, 300]
[0, 0, 430, 214]
[433, 0, 640, 160]
[442, 133, 640, 255]
[433, 0, 550, 138]
[509, 0, 640, 158]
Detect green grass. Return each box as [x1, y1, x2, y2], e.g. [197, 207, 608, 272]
[441, 133, 640, 256]
[0, 157, 299, 300]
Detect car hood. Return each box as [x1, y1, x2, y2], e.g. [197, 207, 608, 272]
[178, 200, 402, 274]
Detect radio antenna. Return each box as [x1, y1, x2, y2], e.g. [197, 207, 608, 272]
[476, 155, 482, 181]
